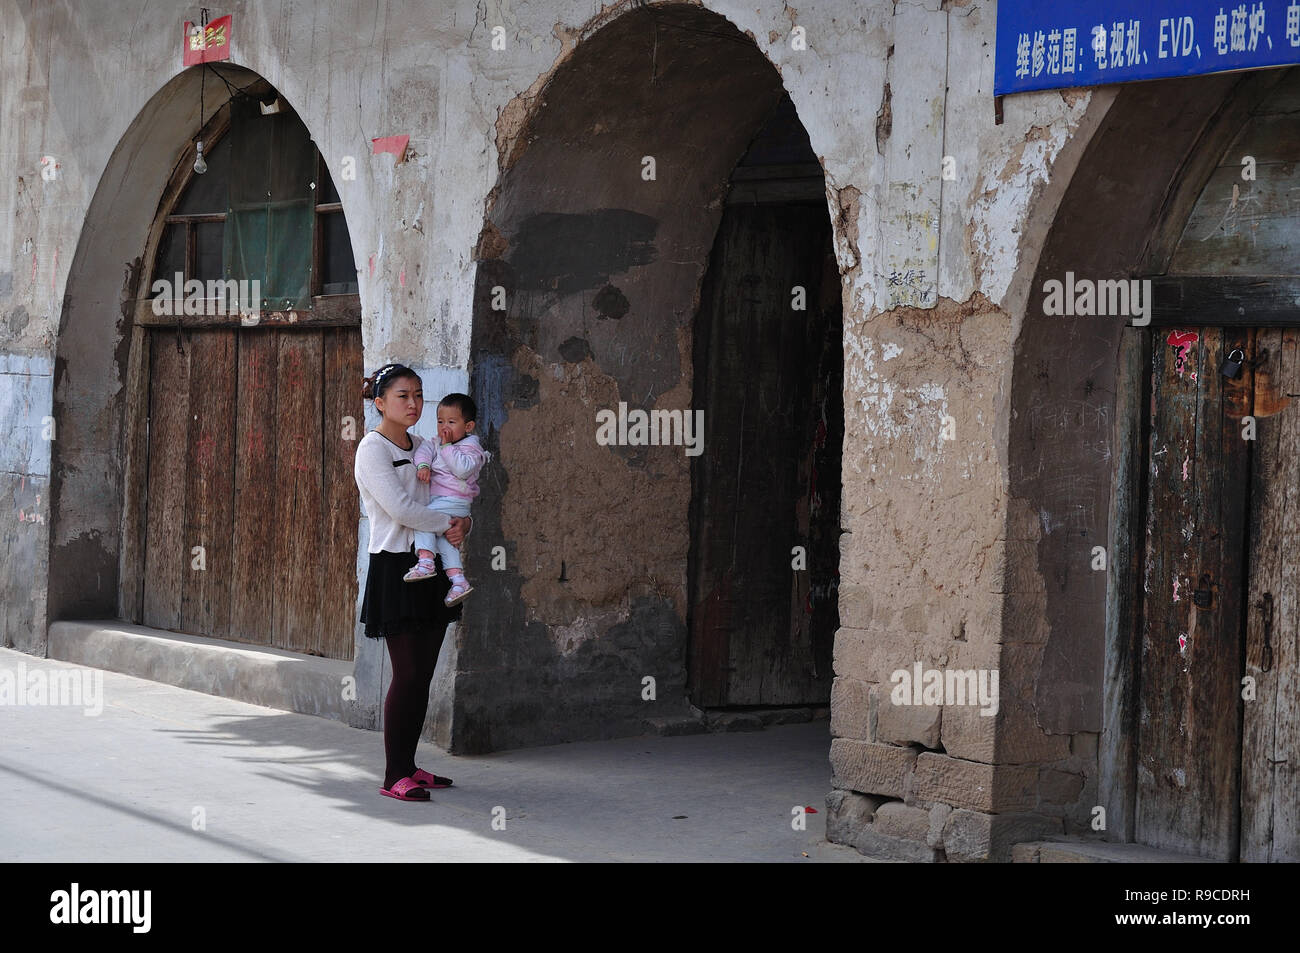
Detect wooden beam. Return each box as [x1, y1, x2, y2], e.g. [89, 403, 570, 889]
[729, 162, 824, 181]
[310, 294, 362, 323]
[725, 177, 825, 205]
[134, 294, 361, 328]
[1150, 276, 1300, 327]
[165, 212, 226, 225]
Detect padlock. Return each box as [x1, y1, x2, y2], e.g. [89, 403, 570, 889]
[1221, 348, 1244, 379]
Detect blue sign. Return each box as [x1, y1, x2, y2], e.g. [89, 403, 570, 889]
[995, 0, 1300, 95]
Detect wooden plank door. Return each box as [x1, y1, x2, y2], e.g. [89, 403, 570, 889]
[321, 328, 365, 659]
[182, 330, 238, 638]
[143, 332, 193, 631]
[1241, 328, 1300, 862]
[231, 329, 279, 644]
[271, 331, 324, 656]
[143, 325, 362, 660]
[688, 203, 836, 707]
[142, 329, 239, 636]
[1136, 326, 1252, 860]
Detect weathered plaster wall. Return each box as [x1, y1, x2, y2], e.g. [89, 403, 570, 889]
[1, 7, 67, 652]
[823, 0, 1119, 861]
[0, 0, 1155, 858]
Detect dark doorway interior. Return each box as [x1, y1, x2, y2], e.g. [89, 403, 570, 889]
[687, 93, 842, 708]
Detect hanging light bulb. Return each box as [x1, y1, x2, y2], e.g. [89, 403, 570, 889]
[193, 140, 207, 175]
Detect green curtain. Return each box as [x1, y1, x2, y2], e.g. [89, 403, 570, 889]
[224, 95, 315, 311]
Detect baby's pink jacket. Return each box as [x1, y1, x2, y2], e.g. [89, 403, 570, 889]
[412, 433, 490, 501]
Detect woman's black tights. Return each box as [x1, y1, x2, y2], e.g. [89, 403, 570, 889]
[382, 624, 446, 790]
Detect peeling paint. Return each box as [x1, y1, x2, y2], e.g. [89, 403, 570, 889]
[1167, 329, 1199, 377]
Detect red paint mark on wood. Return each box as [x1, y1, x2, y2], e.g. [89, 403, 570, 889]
[286, 349, 305, 390]
[246, 353, 270, 392]
[1167, 329, 1199, 377]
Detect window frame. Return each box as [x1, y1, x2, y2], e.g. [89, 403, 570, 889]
[138, 97, 360, 328]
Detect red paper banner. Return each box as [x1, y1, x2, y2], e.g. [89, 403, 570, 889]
[183, 15, 232, 66]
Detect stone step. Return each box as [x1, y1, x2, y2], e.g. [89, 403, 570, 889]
[1012, 840, 1222, 863]
[46, 620, 354, 724]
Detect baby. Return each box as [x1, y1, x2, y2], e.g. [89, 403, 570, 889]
[402, 393, 491, 606]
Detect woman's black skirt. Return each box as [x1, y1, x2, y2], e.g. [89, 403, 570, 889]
[360, 547, 464, 639]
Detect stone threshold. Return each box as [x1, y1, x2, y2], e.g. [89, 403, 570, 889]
[46, 620, 353, 724]
[1013, 839, 1222, 863]
[644, 704, 831, 736]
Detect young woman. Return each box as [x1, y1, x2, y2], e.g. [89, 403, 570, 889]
[355, 361, 474, 802]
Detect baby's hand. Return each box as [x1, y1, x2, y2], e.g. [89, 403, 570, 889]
[417, 467, 431, 483]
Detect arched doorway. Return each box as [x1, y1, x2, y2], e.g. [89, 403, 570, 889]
[688, 91, 841, 708]
[49, 66, 363, 661]
[1131, 68, 1300, 862]
[461, 3, 842, 751]
[1011, 66, 1299, 861]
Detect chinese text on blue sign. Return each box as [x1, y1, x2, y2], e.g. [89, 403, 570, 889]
[995, 1, 1300, 96]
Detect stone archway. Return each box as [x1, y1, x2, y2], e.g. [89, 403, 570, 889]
[1006, 67, 1294, 854]
[46, 64, 364, 660]
[458, 2, 841, 752]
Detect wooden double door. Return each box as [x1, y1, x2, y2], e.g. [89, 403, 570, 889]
[1138, 325, 1299, 860]
[141, 325, 363, 660]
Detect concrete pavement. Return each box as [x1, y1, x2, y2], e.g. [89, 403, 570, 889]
[0, 649, 873, 862]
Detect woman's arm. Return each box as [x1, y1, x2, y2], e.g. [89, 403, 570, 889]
[356, 438, 453, 534]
